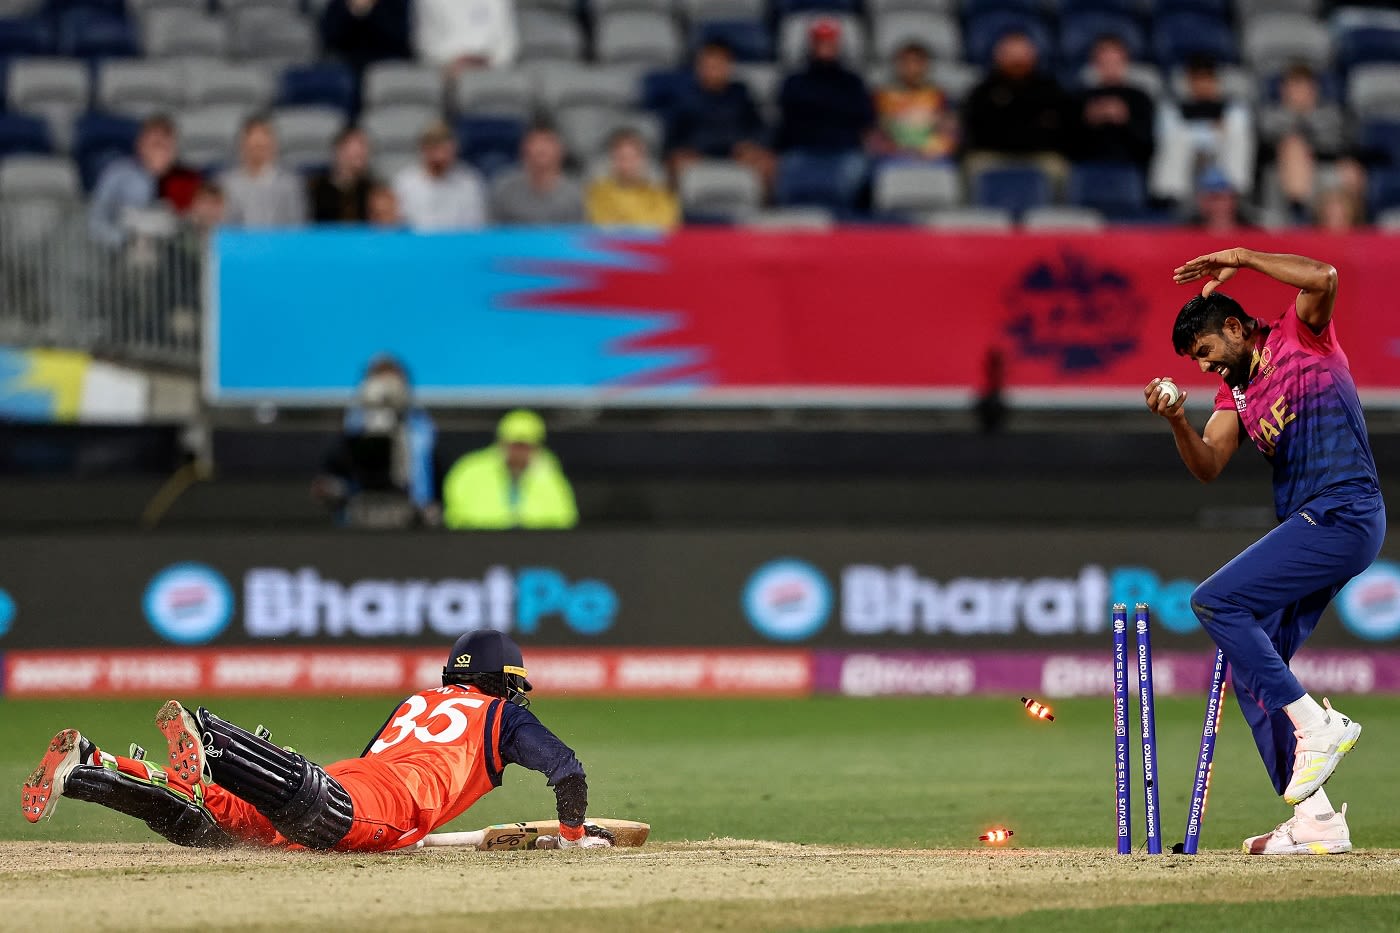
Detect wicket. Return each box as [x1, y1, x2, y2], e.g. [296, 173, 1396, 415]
[1112, 604, 1229, 855]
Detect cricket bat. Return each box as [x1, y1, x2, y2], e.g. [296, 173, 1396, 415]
[417, 818, 650, 851]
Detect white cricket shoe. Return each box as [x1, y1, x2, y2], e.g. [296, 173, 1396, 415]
[1283, 698, 1362, 805]
[1243, 803, 1351, 855]
[20, 729, 96, 822]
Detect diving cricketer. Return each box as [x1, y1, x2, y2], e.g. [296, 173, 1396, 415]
[21, 630, 614, 852]
[1145, 248, 1385, 855]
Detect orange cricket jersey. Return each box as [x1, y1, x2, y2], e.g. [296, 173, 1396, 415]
[334, 683, 506, 849]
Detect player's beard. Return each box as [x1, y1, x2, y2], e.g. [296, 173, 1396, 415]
[1222, 345, 1253, 390]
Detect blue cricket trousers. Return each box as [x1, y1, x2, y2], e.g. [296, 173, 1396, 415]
[1190, 492, 1386, 795]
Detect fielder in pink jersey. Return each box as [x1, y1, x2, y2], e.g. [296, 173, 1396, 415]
[1144, 248, 1385, 856]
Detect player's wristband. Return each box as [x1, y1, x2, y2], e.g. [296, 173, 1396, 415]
[559, 822, 586, 842]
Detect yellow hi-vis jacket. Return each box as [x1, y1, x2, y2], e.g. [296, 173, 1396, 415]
[442, 445, 579, 530]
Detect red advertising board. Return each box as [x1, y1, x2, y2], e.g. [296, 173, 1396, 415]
[2, 648, 814, 698]
[533, 230, 1400, 404]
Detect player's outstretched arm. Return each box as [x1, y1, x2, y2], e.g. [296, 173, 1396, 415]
[1174, 248, 1338, 332]
[1145, 379, 1239, 483]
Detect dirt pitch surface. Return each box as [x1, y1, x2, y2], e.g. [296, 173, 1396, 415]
[5, 841, 1400, 931]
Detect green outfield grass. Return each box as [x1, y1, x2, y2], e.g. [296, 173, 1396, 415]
[4, 694, 1400, 931]
[4, 693, 1398, 849]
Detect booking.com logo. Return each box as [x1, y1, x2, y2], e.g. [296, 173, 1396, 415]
[144, 562, 234, 645]
[743, 559, 832, 642]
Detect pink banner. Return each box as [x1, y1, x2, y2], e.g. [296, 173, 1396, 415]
[538, 230, 1400, 403]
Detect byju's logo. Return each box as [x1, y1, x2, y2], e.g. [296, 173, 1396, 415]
[1005, 251, 1142, 372]
[144, 562, 234, 645]
[743, 559, 831, 642]
[1338, 560, 1400, 642]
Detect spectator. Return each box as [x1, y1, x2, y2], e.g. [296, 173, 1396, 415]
[221, 115, 307, 228]
[442, 409, 578, 531]
[1259, 64, 1345, 221]
[666, 39, 774, 186]
[308, 126, 377, 223]
[1315, 186, 1363, 233]
[413, 0, 517, 75]
[776, 19, 874, 154]
[489, 125, 585, 225]
[392, 120, 488, 231]
[319, 0, 411, 76]
[585, 128, 680, 230]
[872, 40, 957, 161]
[88, 114, 202, 246]
[1152, 55, 1254, 204]
[1072, 35, 1155, 173]
[315, 355, 442, 528]
[1192, 165, 1250, 234]
[366, 182, 402, 227]
[962, 30, 1069, 185]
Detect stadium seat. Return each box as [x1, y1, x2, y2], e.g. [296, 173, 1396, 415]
[872, 161, 962, 216]
[271, 105, 345, 170]
[773, 0, 862, 17]
[774, 149, 867, 213]
[1377, 205, 1400, 231]
[1368, 167, 1400, 215]
[277, 63, 355, 113]
[929, 60, 982, 103]
[1155, 0, 1229, 16]
[555, 104, 662, 159]
[1058, 0, 1144, 17]
[871, 11, 962, 64]
[594, 0, 671, 15]
[691, 20, 773, 64]
[596, 11, 683, 67]
[971, 165, 1050, 219]
[47, 0, 128, 15]
[1059, 12, 1145, 68]
[1236, 0, 1319, 18]
[920, 205, 1013, 230]
[1153, 12, 1238, 67]
[361, 104, 438, 160]
[1067, 161, 1146, 221]
[0, 0, 42, 14]
[1336, 27, 1400, 72]
[453, 115, 526, 176]
[778, 13, 865, 69]
[1078, 61, 1164, 99]
[964, 11, 1053, 68]
[1242, 16, 1332, 76]
[57, 9, 140, 59]
[174, 103, 242, 168]
[1348, 64, 1400, 120]
[0, 112, 51, 156]
[538, 64, 637, 111]
[961, 0, 1043, 15]
[518, 10, 585, 62]
[183, 61, 274, 110]
[866, 0, 958, 16]
[6, 59, 88, 114]
[452, 68, 535, 119]
[363, 62, 442, 111]
[0, 16, 49, 55]
[1022, 205, 1106, 230]
[517, 0, 576, 14]
[1168, 63, 1256, 104]
[126, 0, 206, 14]
[96, 60, 181, 118]
[640, 67, 689, 115]
[0, 152, 79, 201]
[1360, 120, 1400, 167]
[143, 10, 226, 58]
[680, 0, 766, 22]
[742, 205, 835, 229]
[735, 63, 779, 114]
[229, 8, 315, 63]
[678, 158, 763, 221]
[71, 110, 138, 186]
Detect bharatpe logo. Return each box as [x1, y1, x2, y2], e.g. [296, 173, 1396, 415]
[743, 559, 832, 641]
[1004, 251, 1142, 372]
[243, 566, 618, 638]
[1337, 560, 1400, 642]
[144, 562, 234, 645]
[0, 586, 14, 638]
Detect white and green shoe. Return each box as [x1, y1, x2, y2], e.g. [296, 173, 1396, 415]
[1283, 699, 1362, 806]
[1244, 804, 1351, 855]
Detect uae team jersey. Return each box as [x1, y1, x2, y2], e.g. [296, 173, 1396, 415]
[1213, 308, 1381, 521]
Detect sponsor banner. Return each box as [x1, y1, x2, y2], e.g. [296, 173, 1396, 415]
[3, 530, 1399, 650]
[1, 648, 811, 698]
[814, 650, 1399, 697]
[210, 229, 1400, 406]
[0, 346, 149, 423]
